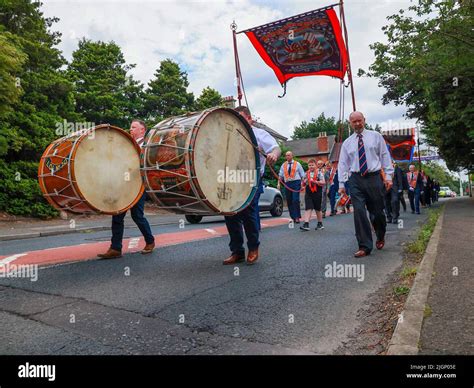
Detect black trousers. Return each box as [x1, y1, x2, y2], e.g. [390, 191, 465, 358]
[385, 186, 401, 220]
[384, 189, 393, 220]
[348, 173, 386, 252]
[399, 191, 407, 211]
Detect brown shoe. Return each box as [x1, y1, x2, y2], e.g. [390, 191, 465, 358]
[247, 249, 259, 265]
[141, 242, 155, 254]
[376, 240, 385, 250]
[97, 248, 122, 259]
[223, 253, 245, 265]
[354, 249, 370, 258]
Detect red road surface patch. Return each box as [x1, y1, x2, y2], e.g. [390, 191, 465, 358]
[0, 217, 292, 270]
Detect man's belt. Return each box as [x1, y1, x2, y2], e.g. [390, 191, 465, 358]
[352, 170, 381, 177]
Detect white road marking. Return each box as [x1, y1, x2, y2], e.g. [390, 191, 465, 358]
[0, 253, 28, 266]
[205, 228, 218, 235]
[128, 238, 140, 249]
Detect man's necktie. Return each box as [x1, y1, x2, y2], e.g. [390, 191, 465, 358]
[357, 134, 367, 176]
[287, 162, 292, 176]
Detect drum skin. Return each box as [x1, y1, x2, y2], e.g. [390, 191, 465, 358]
[38, 124, 144, 215]
[141, 107, 260, 216]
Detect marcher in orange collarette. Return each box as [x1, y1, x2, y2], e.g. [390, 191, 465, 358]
[277, 151, 304, 224]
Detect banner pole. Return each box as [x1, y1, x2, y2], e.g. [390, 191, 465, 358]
[340, 0, 356, 112]
[231, 21, 243, 106]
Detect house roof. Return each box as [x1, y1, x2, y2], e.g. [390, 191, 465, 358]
[252, 121, 288, 142]
[329, 141, 342, 162]
[283, 135, 336, 157]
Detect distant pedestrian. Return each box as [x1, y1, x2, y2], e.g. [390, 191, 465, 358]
[319, 160, 330, 218]
[300, 159, 325, 231]
[407, 164, 423, 215]
[329, 168, 339, 216]
[278, 151, 304, 224]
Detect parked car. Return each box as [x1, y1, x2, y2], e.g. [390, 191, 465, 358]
[439, 186, 453, 198]
[184, 182, 284, 224]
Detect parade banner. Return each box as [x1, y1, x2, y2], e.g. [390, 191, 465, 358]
[382, 128, 416, 162]
[241, 6, 348, 86]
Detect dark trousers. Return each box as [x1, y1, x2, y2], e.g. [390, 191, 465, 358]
[284, 180, 301, 220]
[321, 185, 328, 213]
[111, 193, 155, 251]
[329, 185, 337, 213]
[425, 189, 432, 207]
[384, 189, 393, 220]
[225, 182, 263, 254]
[385, 187, 401, 220]
[399, 191, 407, 211]
[348, 173, 386, 253]
[408, 189, 421, 214]
[391, 188, 401, 219]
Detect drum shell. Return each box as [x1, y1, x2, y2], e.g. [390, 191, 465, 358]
[38, 124, 144, 215]
[141, 108, 260, 216]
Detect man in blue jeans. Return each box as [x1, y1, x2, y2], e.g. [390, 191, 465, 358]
[98, 120, 155, 259]
[223, 106, 280, 265]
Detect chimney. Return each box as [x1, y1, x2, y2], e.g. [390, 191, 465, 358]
[317, 132, 328, 153]
[223, 96, 236, 108]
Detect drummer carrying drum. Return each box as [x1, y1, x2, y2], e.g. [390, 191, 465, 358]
[223, 106, 281, 265]
[98, 120, 155, 259]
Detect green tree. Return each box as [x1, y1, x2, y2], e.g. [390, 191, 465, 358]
[0, 0, 78, 217]
[292, 113, 341, 139]
[0, 32, 26, 119]
[0, 32, 26, 156]
[67, 39, 144, 128]
[361, 0, 474, 171]
[144, 59, 194, 121]
[194, 86, 223, 110]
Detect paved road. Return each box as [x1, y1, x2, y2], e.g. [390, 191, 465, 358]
[0, 205, 439, 355]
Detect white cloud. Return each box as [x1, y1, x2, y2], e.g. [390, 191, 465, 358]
[42, 0, 415, 137]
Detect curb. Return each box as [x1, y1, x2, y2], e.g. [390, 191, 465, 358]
[0, 222, 162, 242]
[386, 207, 445, 355]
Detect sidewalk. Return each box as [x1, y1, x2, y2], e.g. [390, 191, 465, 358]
[419, 197, 473, 354]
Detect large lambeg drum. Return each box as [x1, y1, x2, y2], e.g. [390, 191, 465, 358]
[38, 124, 144, 214]
[141, 107, 260, 215]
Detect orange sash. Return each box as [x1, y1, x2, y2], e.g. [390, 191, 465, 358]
[283, 161, 298, 181]
[306, 170, 320, 193]
[407, 171, 418, 189]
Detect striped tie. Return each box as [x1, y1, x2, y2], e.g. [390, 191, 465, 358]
[358, 133, 368, 176]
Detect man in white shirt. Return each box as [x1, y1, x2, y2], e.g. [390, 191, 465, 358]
[338, 111, 393, 257]
[97, 119, 155, 259]
[277, 151, 304, 223]
[223, 106, 280, 265]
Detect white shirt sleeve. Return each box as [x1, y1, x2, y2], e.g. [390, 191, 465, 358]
[338, 140, 350, 189]
[297, 162, 305, 180]
[279, 164, 285, 179]
[256, 127, 279, 154]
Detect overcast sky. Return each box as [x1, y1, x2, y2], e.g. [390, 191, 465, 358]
[41, 0, 419, 139]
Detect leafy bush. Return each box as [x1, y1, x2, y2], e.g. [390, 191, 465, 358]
[0, 160, 57, 218]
